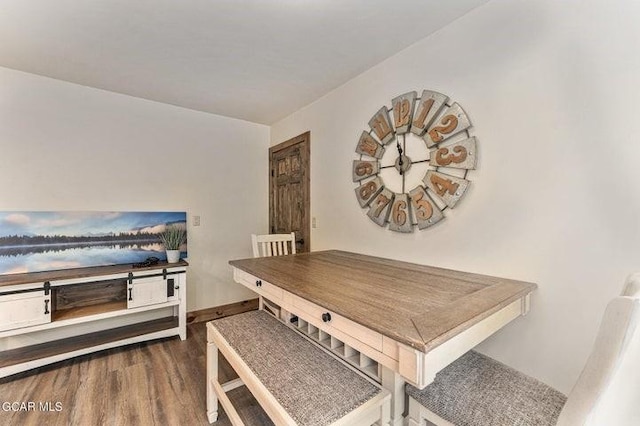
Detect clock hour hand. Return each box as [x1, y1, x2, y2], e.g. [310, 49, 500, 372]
[396, 141, 404, 175]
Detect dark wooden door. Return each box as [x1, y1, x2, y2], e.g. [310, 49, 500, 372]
[269, 132, 310, 253]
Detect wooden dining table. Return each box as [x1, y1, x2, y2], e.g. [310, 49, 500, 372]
[229, 250, 536, 425]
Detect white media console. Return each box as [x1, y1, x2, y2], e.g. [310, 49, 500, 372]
[0, 261, 187, 378]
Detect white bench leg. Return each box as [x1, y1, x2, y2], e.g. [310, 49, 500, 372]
[380, 396, 391, 425]
[407, 395, 422, 426]
[407, 396, 454, 426]
[206, 342, 219, 424]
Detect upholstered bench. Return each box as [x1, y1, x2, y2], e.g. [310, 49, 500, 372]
[407, 294, 640, 426]
[206, 310, 390, 425]
[406, 350, 566, 426]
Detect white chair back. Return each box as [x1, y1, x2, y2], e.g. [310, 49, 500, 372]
[251, 232, 296, 258]
[556, 296, 640, 425]
[621, 272, 640, 298]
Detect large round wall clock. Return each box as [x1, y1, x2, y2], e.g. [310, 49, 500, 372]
[353, 90, 477, 232]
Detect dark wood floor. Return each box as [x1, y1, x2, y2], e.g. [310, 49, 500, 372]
[0, 323, 273, 426]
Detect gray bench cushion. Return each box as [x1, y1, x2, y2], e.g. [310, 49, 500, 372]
[211, 310, 381, 426]
[406, 350, 567, 426]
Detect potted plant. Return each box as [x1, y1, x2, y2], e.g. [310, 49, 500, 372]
[159, 225, 186, 263]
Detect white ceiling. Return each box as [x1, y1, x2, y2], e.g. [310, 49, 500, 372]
[0, 0, 489, 125]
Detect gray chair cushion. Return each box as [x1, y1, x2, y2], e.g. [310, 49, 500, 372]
[406, 350, 567, 426]
[211, 310, 382, 426]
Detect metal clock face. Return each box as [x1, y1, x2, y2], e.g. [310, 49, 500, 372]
[353, 90, 477, 232]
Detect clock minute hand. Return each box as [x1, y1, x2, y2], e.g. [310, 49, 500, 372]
[396, 141, 404, 175]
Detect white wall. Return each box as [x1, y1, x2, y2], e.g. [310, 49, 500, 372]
[270, 0, 640, 393]
[0, 67, 269, 312]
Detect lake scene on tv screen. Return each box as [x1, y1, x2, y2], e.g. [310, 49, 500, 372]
[0, 211, 187, 275]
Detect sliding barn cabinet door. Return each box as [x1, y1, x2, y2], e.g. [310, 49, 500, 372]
[127, 276, 168, 309]
[0, 290, 51, 332]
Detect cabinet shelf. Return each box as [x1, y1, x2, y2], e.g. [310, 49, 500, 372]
[0, 299, 181, 339]
[0, 316, 178, 369]
[53, 300, 128, 321]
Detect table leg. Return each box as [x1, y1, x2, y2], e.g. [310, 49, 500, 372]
[381, 366, 406, 426]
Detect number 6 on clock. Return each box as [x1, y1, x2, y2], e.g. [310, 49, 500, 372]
[389, 193, 413, 233]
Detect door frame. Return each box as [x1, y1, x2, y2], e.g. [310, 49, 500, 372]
[269, 131, 310, 253]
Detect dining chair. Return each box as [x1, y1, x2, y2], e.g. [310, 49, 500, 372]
[622, 272, 640, 297]
[250, 232, 296, 318]
[251, 232, 296, 258]
[406, 276, 640, 426]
